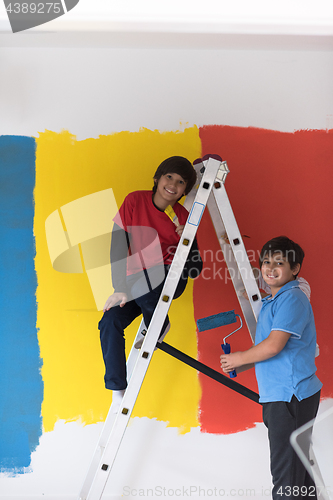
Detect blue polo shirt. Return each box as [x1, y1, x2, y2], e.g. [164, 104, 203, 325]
[255, 280, 322, 403]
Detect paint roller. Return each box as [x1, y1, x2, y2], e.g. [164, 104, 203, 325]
[197, 310, 243, 379]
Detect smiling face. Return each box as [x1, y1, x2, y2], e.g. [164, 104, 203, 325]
[153, 172, 187, 210]
[261, 251, 300, 297]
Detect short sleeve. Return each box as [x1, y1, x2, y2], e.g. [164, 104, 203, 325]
[271, 292, 309, 339]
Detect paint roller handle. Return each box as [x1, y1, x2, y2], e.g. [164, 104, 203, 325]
[221, 343, 237, 378]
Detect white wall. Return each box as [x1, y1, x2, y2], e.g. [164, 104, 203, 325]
[1, 0, 333, 34]
[0, 32, 332, 500]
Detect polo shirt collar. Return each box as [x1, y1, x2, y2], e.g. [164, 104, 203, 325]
[262, 279, 300, 303]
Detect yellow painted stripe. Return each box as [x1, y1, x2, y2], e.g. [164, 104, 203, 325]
[35, 127, 202, 433]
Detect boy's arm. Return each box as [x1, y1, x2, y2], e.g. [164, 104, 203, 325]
[220, 330, 291, 373]
[110, 223, 129, 293]
[103, 223, 129, 312]
[236, 363, 255, 374]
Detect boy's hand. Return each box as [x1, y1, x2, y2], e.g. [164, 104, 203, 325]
[239, 287, 249, 300]
[220, 352, 243, 373]
[103, 292, 128, 312]
[175, 225, 185, 237]
[221, 233, 230, 244]
[221, 233, 250, 245]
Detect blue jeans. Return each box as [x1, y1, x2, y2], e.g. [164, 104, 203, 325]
[98, 266, 187, 390]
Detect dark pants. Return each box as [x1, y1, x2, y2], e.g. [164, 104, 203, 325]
[262, 391, 321, 500]
[98, 266, 188, 390]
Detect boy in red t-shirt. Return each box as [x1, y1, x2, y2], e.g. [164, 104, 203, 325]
[98, 156, 202, 411]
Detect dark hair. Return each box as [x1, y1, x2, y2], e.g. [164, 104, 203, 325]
[259, 236, 304, 277]
[152, 156, 197, 197]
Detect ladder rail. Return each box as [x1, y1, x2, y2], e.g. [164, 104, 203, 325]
[78, 319, 145, 500]
[207, 185, 262, 341]
[212, 184, 262, 321]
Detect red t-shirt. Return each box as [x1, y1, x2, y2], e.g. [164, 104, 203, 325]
[113, 190, 189, 275]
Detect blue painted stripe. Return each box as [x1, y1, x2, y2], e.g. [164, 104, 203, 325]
[0, 136, 43, 474]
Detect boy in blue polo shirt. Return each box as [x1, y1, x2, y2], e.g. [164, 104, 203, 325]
[220, 236, 322, 500]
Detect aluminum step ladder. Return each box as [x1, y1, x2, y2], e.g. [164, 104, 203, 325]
[78, 154, 261, 500]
